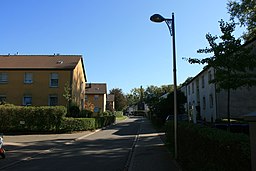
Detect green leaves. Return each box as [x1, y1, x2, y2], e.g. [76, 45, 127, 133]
[228, 0, 256, 41]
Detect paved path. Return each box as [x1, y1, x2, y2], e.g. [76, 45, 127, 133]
[2, 117, 181, 171]
[128, 118, 181, 171]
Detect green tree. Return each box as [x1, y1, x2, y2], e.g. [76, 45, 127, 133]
[126, 87, 143, 106]
[227, 0, 256, 41]
[109, 88, 127, 111]
[63, 82, 72, 110]
[155, 90, 186, 122]
[187, 20, 256, 130]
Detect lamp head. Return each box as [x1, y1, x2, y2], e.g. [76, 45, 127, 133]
[150, 14, 165, 23]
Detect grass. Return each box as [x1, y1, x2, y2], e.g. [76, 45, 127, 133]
[116, 116, 128, 121]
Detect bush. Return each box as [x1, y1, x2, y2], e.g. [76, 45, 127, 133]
[94, 116, 116, 128]
[60, 117, 95, 132]
[79, 109, 93, 118]
[0, 105, 66, 132]
[165, 121, 250, 171]
[114, 111, 123, 117]
[67, 105, 80, 117]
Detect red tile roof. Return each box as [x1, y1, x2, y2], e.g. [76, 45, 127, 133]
[0, 55, 82, 70]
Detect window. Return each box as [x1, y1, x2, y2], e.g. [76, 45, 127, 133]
[24, 73, 33, 84]
[49, 95, 58, 106]
[0, 95, 6, 103]
[94, 107, 99, 113]
[202, 97, 206, 110]
[209, 94, 213, 108]
[192, 83, 194, 94]
[202, 75, 205, 88]
[208, 70, 212, 82]
[94, 95, 99, 101]
[85, 95, 88, 101]
[50, 73, 58, 87]
[188, 85, 191, 95]
[0, 73, 8, 83]
[23, 96, 32, 106]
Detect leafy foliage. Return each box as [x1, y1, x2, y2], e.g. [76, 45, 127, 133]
[228, 0, 256, 41]
[188, 20, 256, 91]
[166, 121, 250, 171]
[109, 88, 127, 111]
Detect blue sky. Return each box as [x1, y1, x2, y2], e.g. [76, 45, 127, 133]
[0, 0, 242, 94]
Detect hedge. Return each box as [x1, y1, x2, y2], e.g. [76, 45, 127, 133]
[0, 105, 66, 132]
[0, 105, 116, 133]
[94, 116, 116, 129]
[60, 117, 95, 132]
[165, 121, 250, 171]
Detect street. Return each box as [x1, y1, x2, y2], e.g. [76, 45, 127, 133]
[0, 117, 180, 171]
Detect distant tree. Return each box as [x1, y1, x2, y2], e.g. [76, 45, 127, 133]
[187, 20, 256, 130]
[227, 0, 256, 41]
[109, 88, 127, 111]
[126, 87, 142, 106]
[63, 82, 72, 110]
[155, 90, 186, 122]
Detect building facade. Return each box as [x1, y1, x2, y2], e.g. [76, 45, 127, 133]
[85, 83, 107, 114]
[182, 38, 256, 123]
[0, 55, 87, 109]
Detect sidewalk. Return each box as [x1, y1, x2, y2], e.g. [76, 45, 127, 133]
[4, 130, 98, 151]
[129, 118, 181, 171]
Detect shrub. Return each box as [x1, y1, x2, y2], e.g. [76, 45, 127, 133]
[60, 117, 95, 132]
[80, 109, 93, 118]
[114, 111, 123, 117]
[67, 105, 80, 118]
[165, 121, 250, 171]
[94, 116, 116, 128]
[0, 105, 66, 132]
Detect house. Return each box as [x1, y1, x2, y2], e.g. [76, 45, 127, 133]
[0, 54, 87, 109]
[182, 38, 256, 123]
[106, 94, 115, 111]
[85, 83, 107, 114]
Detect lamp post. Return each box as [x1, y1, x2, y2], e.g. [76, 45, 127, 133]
[150, 13, 178, 159]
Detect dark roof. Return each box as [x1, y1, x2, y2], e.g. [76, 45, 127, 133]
[85, 83, 107, 94]
[0, 55, 82, 70]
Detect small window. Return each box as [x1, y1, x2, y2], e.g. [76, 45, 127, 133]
[202, 97, 206, 110]
[208, 71, 212, 82]
[0, 73, 8, 83]
[94, 95, 99, 100]
[24, 73, 33, 84]
[50, 73, 59, 87]
[0, 95, 6, 104]
[192, 83, 194, 94]
[23, 96, 32, 106]
[202, 75, 205, 88]
[94, 107, 100, 113]
[209, 94, 213, 108]
[49, 95, 58, 106]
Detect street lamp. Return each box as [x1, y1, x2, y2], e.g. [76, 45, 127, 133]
[150, 13, 178, 159]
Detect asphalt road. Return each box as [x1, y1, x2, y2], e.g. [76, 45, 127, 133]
[0, 117, 142, 171]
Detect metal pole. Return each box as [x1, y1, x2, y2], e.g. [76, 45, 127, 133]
[171, 12, 178, 160]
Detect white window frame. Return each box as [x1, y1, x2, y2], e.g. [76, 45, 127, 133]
[24, 73, 33, 84]
[0, 73, 8, 83]
[50, 73, 59, 87]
